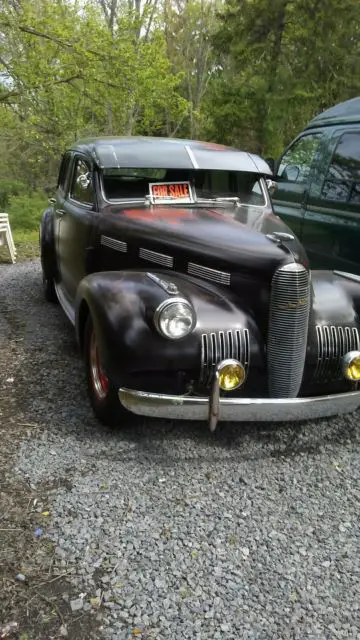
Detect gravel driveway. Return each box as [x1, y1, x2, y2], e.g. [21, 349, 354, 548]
[1, 259, 360, 639]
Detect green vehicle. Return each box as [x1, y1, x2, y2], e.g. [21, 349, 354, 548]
[269, 97, 360, 275]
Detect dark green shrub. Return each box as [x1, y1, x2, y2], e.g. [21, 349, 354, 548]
[0, 180, 27, 210]
[8, 193, 48, 232]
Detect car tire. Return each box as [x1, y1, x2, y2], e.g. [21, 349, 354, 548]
[84, 315, 132, 427]
[43, 275, 58, 303]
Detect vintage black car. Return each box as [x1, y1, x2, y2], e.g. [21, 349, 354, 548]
[40, 136, 360, 431]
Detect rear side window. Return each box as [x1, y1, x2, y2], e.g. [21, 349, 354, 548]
[278, 134, 322, 184]
[57, 152, 71, 191]
[321, 132, 360, 204]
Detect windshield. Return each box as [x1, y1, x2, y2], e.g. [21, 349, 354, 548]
[101, 168, 266, 207]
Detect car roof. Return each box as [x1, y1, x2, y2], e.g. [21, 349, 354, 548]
[69, 136, 272, 175]
[305, 96, 360, 129]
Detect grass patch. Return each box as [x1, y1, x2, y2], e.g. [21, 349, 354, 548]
[0, 190, 46, 263]
[0, 230, 39, 264]
[14, 230, 40, 260]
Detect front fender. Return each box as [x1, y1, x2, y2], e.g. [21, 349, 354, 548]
[75, 270, 264, 389]
[40, 206, 58, 281]
[311, 270, 360, 325]
[301, 270, 360, 389]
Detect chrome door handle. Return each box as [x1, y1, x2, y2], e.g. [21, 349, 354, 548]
[56, 209, 66, 216]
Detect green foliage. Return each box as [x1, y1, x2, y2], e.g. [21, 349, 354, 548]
[1, 0, 360, 210]
[0, 180, 27, 210]
[8, 192, 47, 232]
[210, 0, 360, 156]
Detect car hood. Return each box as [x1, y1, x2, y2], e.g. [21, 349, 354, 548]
[101, 203, 308, 277]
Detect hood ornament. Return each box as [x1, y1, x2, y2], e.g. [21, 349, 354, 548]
[266, 231, 295, 244]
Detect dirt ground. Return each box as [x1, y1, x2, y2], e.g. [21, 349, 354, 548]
[0, 260, 101, 640]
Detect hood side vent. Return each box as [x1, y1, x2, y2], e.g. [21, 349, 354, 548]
[188, 262, 231, 285]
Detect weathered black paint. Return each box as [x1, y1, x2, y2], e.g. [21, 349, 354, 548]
[40, 136, 360, 400]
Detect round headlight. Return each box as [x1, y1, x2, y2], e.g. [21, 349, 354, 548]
[343, 350, 360, 381]
[217, 359, 246, 391]
[154, 298, 196, 340]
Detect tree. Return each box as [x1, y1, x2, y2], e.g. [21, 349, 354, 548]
[208, 0, 360, 156]
[0, 0, 188, 188]
[163, 0, 219, 138]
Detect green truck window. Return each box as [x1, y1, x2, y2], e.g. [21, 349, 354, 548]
[278, 134, 322, 184]
[321, 132, 360, 204]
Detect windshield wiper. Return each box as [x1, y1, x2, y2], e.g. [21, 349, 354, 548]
[195, 197, 241, 206]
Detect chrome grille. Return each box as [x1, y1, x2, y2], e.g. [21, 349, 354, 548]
[267, 263, 310, 398]
[200, 329, 250, 385]
[315, 325, 360, 380]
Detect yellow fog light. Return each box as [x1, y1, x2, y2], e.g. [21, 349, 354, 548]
[343, 351, 360, 381]
[217, 359, 246, 391]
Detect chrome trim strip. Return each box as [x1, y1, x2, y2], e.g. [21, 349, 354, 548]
[100, 235, 127, 253]
[187, 262, 231, 285]
[185, 145, 199, 169]
[119, 388, 360, 423]
[139, 248, 174, 267]
[146, 273, 179, 295]
[54, 282, 75, 326]
[334, 271, 360, 284]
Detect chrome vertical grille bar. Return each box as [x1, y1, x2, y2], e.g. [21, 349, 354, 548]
[200, 329, 250, 386]
[267, 263, 310, 398]
[314, 325, 360, 381]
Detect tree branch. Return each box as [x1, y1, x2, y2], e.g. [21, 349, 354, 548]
[0, 20, 106, 60]
[0, 75, 83, 102]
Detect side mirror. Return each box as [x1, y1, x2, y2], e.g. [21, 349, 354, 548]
[283, 164, 300, 182]
[266, 179, 277, 196]
[77, 172, 91, 190]
[265, 157, 275, 173]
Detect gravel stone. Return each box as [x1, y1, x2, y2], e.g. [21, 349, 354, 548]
[70, 598, 84, 612]
[2, 260, 360, 639]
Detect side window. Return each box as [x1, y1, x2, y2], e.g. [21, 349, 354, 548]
[70, 158, 94, 205]
[278, 134, 322, 184]
[321, 132, 360, 204]
[57, 152, 71, 191]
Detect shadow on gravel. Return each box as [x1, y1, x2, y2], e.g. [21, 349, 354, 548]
[7, 263, 358, 468]
[2, 260, 360, 639]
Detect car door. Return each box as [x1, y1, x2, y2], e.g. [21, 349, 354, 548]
[271, 132, 323, 239]
[56, 155, 96, 304]
[302, 129, 360, 274]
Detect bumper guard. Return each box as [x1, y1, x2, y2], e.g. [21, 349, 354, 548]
[118, 386, 360, 432]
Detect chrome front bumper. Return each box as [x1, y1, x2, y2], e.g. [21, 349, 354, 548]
[118, 387, 360, 432]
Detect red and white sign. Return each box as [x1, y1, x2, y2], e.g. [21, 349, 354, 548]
[149, 181, 194, 204]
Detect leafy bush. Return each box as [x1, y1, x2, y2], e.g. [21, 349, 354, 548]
[7, 192, 48, 232]
[0, 179, 28, 210]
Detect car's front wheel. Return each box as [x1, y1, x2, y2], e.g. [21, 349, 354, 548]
[84, 315, 131, 427]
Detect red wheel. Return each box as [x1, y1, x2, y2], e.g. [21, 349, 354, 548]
[89, 330, 110, 400]
[84, 315, 131, 426]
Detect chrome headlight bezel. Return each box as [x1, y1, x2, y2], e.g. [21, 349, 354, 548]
[342, 350, 360, 381]
[154, 297, 196, 340]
